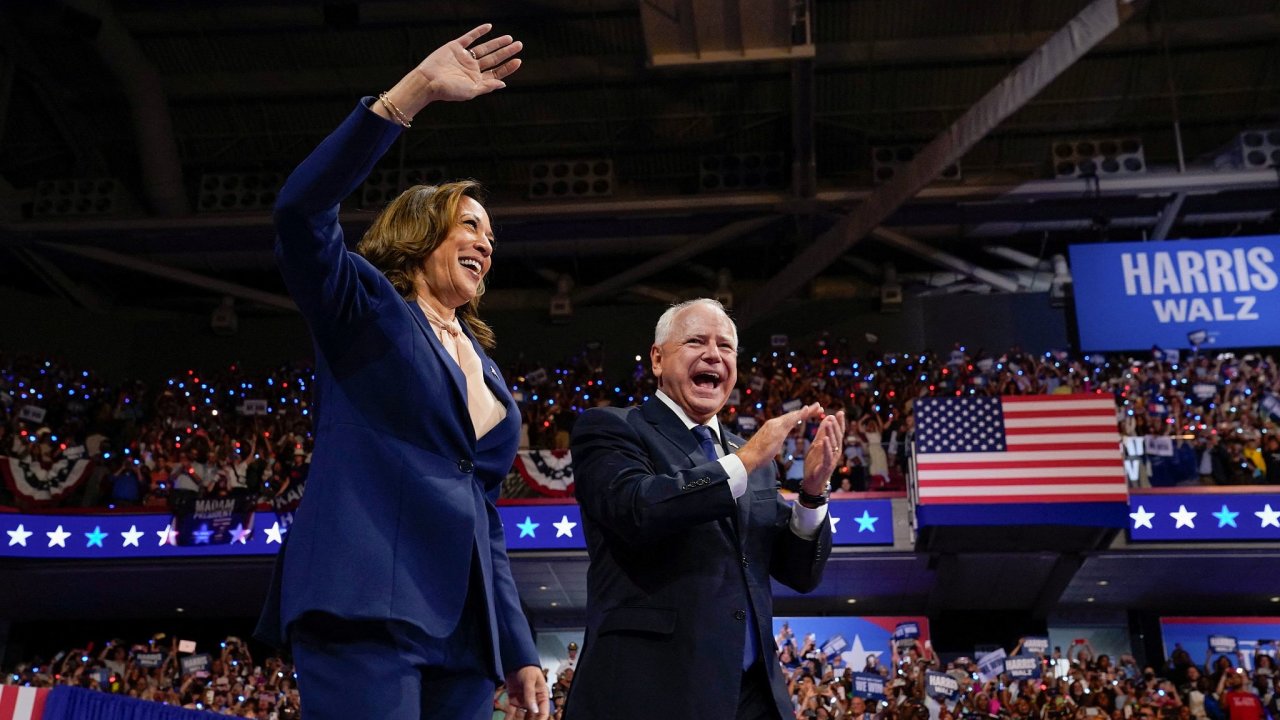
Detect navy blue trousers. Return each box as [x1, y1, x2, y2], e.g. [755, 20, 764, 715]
[291, 570, 495, 719]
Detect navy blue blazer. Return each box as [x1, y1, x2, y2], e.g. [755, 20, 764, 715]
[564, 399, 832, 720]
[256, 99, 537, 679]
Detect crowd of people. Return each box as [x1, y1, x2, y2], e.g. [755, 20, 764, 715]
[0, 353, 314, 510]
[3, 340, 1279, 508]
[7, 629, 1278, 720]
[771, 631, 1280, 720]
[3, 633, 300, 717]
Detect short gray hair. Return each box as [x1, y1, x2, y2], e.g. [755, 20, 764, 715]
[653, 298, 738, 347]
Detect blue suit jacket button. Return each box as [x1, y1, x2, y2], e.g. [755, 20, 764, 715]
[734, 609, 746, 621]
[458, 459, 474, 473]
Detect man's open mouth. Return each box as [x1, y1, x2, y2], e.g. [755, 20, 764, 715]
[692, 371, 721, 388]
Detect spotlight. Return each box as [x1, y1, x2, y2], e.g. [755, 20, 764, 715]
[871, 145, 960, 185]
[33, 177, 134, 218]
[197, 172, 283, 213]
[358, 166, 447, 209]
[1052, 137, 1145, 178]
[698, 153, 786, 192]
[1049, 254, 1072, 308]
[1236, 129, 1280, 169]
[528, 159, 613, 200]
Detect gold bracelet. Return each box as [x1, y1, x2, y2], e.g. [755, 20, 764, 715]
[377, 92, 412, 128]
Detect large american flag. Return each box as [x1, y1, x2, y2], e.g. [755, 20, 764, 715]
[912, 394, 1126, 505]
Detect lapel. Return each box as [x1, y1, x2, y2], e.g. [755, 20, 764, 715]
[642, 400, 747, 545]
[405, 297, 471, 430]
[640, 399, 704, 468]
[465, 329, 511, 407]
[460, 324, 519, 451]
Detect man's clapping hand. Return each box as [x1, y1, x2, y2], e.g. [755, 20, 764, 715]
[800, 410, 846, 497]
[735, 403, 826, 473]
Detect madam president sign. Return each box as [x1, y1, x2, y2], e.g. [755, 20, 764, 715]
[1069, 236, 1280, 351]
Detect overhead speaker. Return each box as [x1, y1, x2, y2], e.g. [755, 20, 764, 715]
[1237, 129, 1280, 169]
[197, 172, 284, 212]
[1052, 137, 1145, 178]
[359, 166, 448, 209]
[871, 145, 960, 185]
[698, 153, 786, 192]
[32, 178, 134, 218]
[528, 159, 614, 200]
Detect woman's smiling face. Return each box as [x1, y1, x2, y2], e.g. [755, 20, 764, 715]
[419, 195, 494, 309]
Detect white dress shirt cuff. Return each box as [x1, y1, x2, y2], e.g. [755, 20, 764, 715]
[790, 502, 829, 540]
[718, 454, 749, 500]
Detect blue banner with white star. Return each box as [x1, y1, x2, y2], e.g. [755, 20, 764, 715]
[501, 505, 587, 551]
[499, 498, 895, 550]
[1127, 492, 1280, 541]
[2, 497, 895, 558]
[1, 511, 287, 559]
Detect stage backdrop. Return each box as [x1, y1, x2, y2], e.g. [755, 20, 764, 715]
[1160, 616, 1280, 670]
[1069, 236, 1280, 351]
[773, 615, 931, 673]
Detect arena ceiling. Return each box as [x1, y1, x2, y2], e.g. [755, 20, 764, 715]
[1, 0, 1278, 323]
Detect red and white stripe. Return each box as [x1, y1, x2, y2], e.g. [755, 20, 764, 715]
[0, 685, 49, 720]
[915, 395, 1126, 505]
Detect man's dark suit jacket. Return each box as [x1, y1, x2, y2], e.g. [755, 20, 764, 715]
[564, 398, 833, 720]
[255, 99, 537, 681]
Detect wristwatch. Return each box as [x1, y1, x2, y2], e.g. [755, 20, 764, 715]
[797, 482, 830, 508]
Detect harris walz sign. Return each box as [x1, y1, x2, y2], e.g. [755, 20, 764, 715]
[1069, 236, 1280, 351]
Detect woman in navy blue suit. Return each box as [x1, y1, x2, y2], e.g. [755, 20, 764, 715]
[256, 24, 548, 720]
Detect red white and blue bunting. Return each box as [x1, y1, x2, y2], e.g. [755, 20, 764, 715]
[2, 455, 95, 505]
[512, 449, 574, 497]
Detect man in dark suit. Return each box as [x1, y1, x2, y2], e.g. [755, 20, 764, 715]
[564, 298, 845, 720]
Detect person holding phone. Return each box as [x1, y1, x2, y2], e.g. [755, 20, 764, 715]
[254, 24, 547, 720]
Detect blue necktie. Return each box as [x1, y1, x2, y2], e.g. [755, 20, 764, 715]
[692, 424, 760, 669]
[691, 425, 719, 461]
